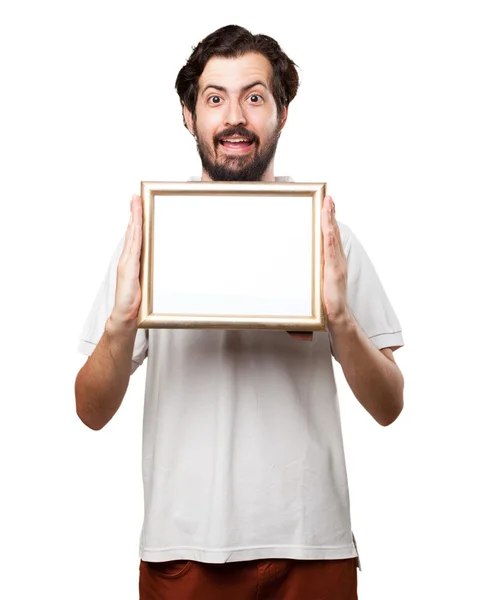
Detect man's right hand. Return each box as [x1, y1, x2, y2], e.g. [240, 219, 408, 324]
[110, 194, 143, 328]
[75, 194, 143, 430]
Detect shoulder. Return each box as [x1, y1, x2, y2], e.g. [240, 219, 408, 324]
[335, 221, 377, 273]
[335, 220, 356, 254]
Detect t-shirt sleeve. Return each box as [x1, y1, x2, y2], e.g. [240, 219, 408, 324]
[329, 222, 404, 358]
[77, 236, 148, 374]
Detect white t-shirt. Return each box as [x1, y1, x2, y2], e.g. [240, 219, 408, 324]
[78, 183, 403, 565]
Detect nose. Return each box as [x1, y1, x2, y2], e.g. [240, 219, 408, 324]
[225, 99, 246, 126]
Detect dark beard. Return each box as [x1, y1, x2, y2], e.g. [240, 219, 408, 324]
[194, 124, 282, 181]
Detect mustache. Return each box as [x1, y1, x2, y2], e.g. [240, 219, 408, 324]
[213, 127, 259, 147]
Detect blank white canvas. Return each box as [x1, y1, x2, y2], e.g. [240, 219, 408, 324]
[152, 195, 313, 316]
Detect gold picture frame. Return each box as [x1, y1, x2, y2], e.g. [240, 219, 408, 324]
[138, 181, 326, 331]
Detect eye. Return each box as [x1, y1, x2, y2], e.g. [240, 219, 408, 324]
[248, 94, 264, 104]
[207, 95, 222, 105]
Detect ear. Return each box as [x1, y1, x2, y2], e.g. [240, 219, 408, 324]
[279, 105, 288, 130]
[183, 105, 195, 136]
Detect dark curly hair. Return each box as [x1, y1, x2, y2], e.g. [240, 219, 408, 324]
[175, 25, 300, 129]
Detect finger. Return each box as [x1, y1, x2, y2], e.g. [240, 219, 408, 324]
[120, 195, 139, 262]
[131, 211, 143, 259]
[325, 222, 339, 264]
[325, 196, 336, 230]
[132, 194, 142, 221]
[322, 198, 338, 261]
[128, 195, 142, 261]
[323, 196, 334, 228]
[288, 331, 313, 341]
[326, 196, 345, 259]
[331, 213, 343, 258]
[120, 199, 134, 254]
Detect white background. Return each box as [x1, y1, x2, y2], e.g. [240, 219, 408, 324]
[1, 1, 477, 598]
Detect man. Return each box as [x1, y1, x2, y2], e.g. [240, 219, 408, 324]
[76, 25, 404, 600]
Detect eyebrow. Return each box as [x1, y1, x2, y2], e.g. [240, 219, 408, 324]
[202, 80, 269, 95]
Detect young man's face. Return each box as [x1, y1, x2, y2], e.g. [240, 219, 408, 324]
[184, 52, 288, 182]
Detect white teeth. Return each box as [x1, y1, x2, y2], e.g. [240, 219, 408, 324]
[223, 138, 249, 143]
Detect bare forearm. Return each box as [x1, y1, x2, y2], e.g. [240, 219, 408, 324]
[329, 312, 404, 426]
[75, 317, 137, 430]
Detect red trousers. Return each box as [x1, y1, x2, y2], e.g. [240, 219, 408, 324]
[139, 557, 358, 599]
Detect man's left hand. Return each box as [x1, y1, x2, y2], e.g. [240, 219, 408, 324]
[321, 195, 351, 328]
[288, 195, 350, 341]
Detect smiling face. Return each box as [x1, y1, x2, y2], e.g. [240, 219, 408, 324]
[183, 53, 288, 182]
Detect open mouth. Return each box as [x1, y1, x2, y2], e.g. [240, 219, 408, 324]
[219, 137, 255, 151]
